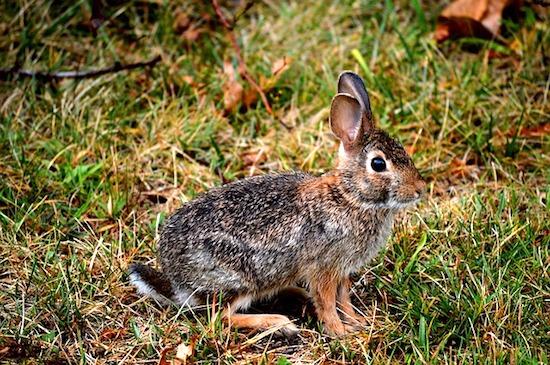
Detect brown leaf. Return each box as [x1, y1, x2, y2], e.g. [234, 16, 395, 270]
[181, 25, 205, 42]
[448, 157, 480, 179]
[240, 87, 258, 109]
[99, 327, 127, 341]
[174, 11, 191, 33]
[157, 346, 173, 365]
[235, 56, 294, 110]
[182, 75, 195, 86]
[482, 0, 509, 34]
[222, 60, 244, 112]
[441, 0, 488, 21]
[260, 56, 293, 90]
[405, 145, 416, 155]
[173, 342, 194, 365]
[271, 56, 292, 77]
[221, 56, 292, 114]
[241, 147, 267, 167]
[519, 123, 550, 137]
[435, 0, 521, 43]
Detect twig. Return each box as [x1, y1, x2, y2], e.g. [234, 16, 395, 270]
[212, 0, 290, 129]
[0, 55, 161, 81]
[233, 0, 255, 24]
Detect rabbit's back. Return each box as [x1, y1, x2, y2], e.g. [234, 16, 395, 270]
[159, 172, 316, 295]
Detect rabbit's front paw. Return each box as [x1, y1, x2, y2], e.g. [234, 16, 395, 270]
[343, 319, 366, 334]
[323, 319, 347, 337]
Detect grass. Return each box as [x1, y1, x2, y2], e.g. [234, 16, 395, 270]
[0, 0, 549, 363]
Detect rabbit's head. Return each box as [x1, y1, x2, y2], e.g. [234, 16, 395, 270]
[330, 72, 426, 209]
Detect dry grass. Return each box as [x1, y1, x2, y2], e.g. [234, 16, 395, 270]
[0, 0, 549, 364]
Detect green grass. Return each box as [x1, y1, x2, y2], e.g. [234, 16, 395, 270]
[1, 0, 549, 363]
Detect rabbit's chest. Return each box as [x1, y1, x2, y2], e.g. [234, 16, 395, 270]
[328, 210, 394, 273]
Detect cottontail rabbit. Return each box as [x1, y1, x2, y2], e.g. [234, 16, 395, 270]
[130, 71, 426, 336]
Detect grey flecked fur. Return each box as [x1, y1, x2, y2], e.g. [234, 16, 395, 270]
[130, 71, 426, 328]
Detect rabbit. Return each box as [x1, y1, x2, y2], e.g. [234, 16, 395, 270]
[129, 71, 426, 337]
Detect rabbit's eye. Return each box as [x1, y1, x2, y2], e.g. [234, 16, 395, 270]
[371, 157, 386, 172]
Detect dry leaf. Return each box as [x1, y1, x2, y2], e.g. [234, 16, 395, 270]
[182, 75, 195, 85]
[260, 56, 293, 90]
[182, 25, 204, 42]
[245, 56, 294, 109]
[271, 56, 292, 77]
[99, 327, 127, 341]
[174, 12, 191, 33]
[241, 147, 267, 167]
[241, 87, 259, 108]
[435, 0, 522, 43]
[157, 346, 173, 365]
[449, 157, 480, 179]
[173, 342, 194, 365]
[482, 0, 509, 34]
[405, 145, 416, 155]
[174, 9, 208, 42]
[223, 60, 244, 112]
[519, 123, 550, 137]
[221, 56, 292, 114]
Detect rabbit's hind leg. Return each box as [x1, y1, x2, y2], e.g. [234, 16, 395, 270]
[222, 294, 299, 337]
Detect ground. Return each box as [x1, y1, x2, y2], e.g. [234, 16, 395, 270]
[0, 0, 549, 364]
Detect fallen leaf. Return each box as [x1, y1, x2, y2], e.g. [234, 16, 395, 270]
[435, 0, 522, 43]
[482, 0, 508, 34]
[271, 56, 292, 77]
[181, 25, 205, 42]
[99, 327, 127, 341]
[173, 342, 194, 365]
[157, 346, 173, 365]
[405, 145, 416, 155]
[200, 12, 212, 23]
[241, 147, 267, 167]
[448, 157, 480, 180]
[519, 123, 550, 137]
[260, 56, 293, 90]
[222, 60, 244, 112]
[173, 11, 191, 33]
[182, 75, 194, 85]
[221, 56, 292, 114]
[242, 87, 259, 108]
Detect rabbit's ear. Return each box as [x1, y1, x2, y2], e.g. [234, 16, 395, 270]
[330, 93, 363, 148]
[337, 71, 373, 126]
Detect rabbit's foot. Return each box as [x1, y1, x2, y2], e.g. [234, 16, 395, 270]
[322, 318, 347, 337]
[278, 321, 300, 338]
[342, 317, 367, 333]
[341, 311, 367, 326]
[226, 313, 299, 337]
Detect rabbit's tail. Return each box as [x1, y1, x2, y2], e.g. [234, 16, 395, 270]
[129, 263, 197, 306]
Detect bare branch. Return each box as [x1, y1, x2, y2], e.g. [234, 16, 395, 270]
[233, 1, 255, 24]
[0, 55, 161, 81]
